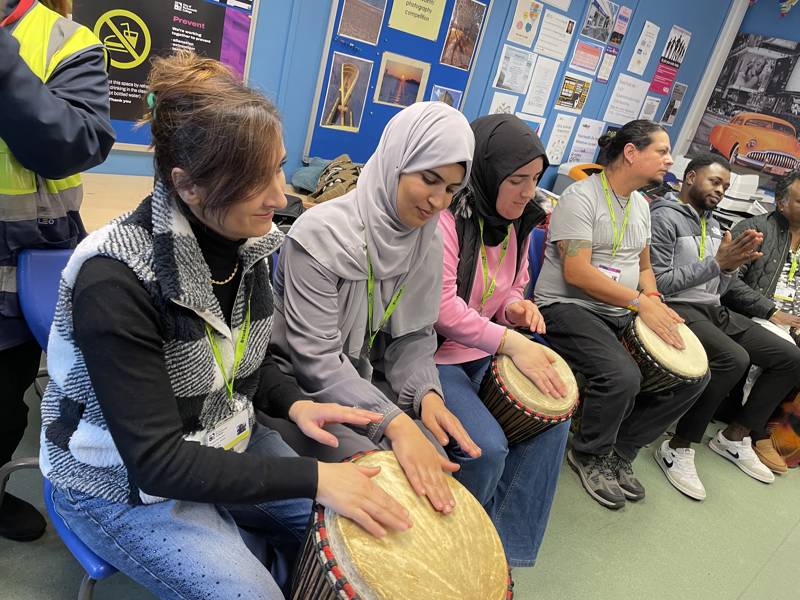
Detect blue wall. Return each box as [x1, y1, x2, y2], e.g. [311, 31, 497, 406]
[93, 0, 733, 189]
[740, 0, 800, 37]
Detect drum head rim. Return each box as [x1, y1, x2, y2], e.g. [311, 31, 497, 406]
[490, 357, 579, 423]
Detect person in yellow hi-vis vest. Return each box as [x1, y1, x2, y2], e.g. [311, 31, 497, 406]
[0, 0, 114, 542]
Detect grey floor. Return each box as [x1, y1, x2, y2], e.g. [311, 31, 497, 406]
[1, 382, 798, 600]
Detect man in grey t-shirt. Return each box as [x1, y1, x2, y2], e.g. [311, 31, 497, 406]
[533, 122, 708, 511]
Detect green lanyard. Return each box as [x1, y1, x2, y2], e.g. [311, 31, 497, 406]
[478, 218, 511, 308]
[698, 217, 707, 260]
[367, 249, 405, 349]
[205, 302, 251, 401]
[600, 171, 632, 257]
[789, 246, 799, 282]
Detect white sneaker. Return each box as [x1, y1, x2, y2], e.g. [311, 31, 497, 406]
[708, 431, 775, 484]
[654, 440, 706, 500]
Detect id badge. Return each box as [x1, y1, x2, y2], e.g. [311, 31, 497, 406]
[204, 404, 253, 453]
[597, 264, 622, 282]
[774, 284, 796, 304]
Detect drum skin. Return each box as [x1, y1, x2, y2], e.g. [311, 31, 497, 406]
[622, 317, 709, 393]
[480, 351, 580, 445]
[291, 451, 511, 600]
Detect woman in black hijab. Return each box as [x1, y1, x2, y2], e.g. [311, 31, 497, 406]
[434, 114, 570, 569]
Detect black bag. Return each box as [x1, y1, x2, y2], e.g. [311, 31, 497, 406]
[274, 194, 305, 233]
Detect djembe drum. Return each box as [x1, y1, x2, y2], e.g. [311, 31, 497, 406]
[479, 348, 580, 445]
[291, 451, 512, 600]
[621, 316, 708, 393]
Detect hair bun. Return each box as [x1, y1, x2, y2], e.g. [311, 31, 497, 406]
[597, 133, 613, 148]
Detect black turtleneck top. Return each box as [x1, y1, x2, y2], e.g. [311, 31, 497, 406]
[70, 220, 318, 504]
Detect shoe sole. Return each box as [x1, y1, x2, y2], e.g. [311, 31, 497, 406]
[653, 447, 706, 501]
[567, 451, 625, 510]
[708, 438, 775, 484]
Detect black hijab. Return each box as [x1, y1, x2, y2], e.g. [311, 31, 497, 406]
[451, 114, 549, 302]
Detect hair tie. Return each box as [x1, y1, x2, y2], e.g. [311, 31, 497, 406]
[146, 91, 157, 118]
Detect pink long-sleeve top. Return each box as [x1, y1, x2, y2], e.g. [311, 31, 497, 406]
[434, 209, 531, 365]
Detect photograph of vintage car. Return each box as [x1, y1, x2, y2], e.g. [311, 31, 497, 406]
[690, 32, 800, 183]
[709, 112, 800, 177]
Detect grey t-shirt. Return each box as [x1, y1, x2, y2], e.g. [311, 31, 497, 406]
[534, 174, 651, 317]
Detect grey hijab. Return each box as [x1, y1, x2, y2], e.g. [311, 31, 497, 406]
[287, 102, 474, 351]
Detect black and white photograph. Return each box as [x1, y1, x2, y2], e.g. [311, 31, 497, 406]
[579, 0, 619, 45]
[689, 33, 800, 179]
[660, 25, 691, 69]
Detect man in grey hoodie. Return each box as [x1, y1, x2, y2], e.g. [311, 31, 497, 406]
[650, 154, 800, 499]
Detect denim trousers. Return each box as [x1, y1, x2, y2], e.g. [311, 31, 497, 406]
[438, 357, 569, 568]
[52, 424, 313, 600]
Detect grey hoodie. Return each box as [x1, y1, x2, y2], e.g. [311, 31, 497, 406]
[650, 192, 735, 305]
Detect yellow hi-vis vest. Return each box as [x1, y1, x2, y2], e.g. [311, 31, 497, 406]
[0, 1, 104, 301]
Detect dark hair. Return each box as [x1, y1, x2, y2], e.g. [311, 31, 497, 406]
[40, 0, 71, 15]
[139, 51, 283, 222]
[684, 153, 732, 179]
[596, 120, 667, 166]
[776, 170, 800, 204]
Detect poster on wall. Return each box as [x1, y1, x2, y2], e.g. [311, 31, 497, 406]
[493, 45, 537, 94]
[568, 117, 605, 163]
[533, 10, 575, 61]
[649, 25, 691, 95]
[506, 0, 543, 47]
[603, 73, 648, 125]
[489, 91, 519, 114]
[627, 20, 659, 76]
[430, 84, 464, 108]
[596, 47, 617, 83]
[72, 0, 256, 142]
[688, 33, 800, 180]
[516, 112, 547, 135]
[374, 52, 430, 108]
[440, 0, 488, 71]
[522, 54, 559, 115]
[579, 0, 619, 45]
[320, 52, 373, 132]
[569, 40, 604, 75]
[659, 82, 687, 126]
[554, 72, 592, 114]
[388, 0, 446, 41]
[337, 0, 387, 45]
[546, 113, 578, 164]
[639, 95, 661, 121]
[608, 5, 632, 48]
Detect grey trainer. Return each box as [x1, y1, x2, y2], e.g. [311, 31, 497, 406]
[611, 453, 645, 501]
[567, 449, 626, 509]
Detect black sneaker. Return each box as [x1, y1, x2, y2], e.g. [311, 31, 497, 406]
[0, 493, 47, 542]
[567, 449, 626, 510]
[611, 453, 646, 501]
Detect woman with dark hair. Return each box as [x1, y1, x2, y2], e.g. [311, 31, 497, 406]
[434, 114, 570, 568]
[534, 119, 708, 510]
[40, 52, 411, 600]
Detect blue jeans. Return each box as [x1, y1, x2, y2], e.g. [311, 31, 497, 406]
[52, 424, 312, 600]
[438, 357, 569, 568]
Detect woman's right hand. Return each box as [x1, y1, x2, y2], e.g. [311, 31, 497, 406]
[502, 330, 568, 398]
[384, 414, 459, 514]
[316, 462, 412, 538]
[638, 295, 685, 349]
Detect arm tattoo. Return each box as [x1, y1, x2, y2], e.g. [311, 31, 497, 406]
[558, 239, 592, 258]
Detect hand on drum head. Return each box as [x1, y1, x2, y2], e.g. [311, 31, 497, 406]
[289, 400, 384, 448]
[503, 330, 569, 398]
[505, 300, 547, 334]
[639, 295, 685, 349]
[316, 462, 413, 538]
[385, 413, 460, 514]
[420, 392, 481, 458]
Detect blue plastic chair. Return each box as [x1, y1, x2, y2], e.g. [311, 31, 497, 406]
[527, 226, 547, 294]
[16, 249, 118, 600]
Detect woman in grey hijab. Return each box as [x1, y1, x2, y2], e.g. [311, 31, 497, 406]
[270, 102, 480, 513]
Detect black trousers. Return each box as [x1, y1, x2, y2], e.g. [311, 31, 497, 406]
[670, 303, 800, 443]
[539, 303, 708, 460]
[0, 341, 41, 465]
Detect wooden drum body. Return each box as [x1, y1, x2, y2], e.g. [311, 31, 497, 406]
[621, 316, 708, 394]
[291, 451, 512, 600]
[479, 349, 580, 445]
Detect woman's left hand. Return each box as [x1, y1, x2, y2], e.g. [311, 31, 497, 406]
[289, 400, 384, 448]
[420, 393, 481, 458]
[505, 300, 546, 334]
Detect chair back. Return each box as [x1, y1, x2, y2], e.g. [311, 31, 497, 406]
[17, 249, 73, 350]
